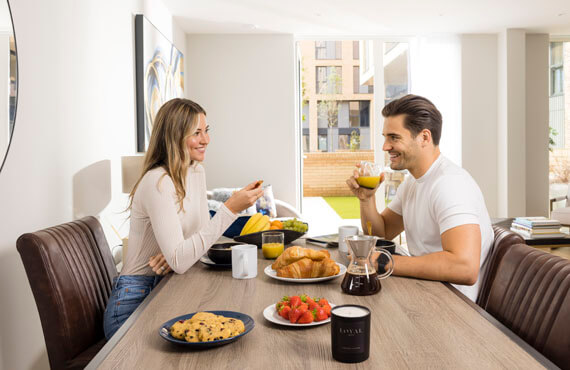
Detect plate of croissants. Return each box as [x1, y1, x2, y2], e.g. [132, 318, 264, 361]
[264, 246, 346, 283]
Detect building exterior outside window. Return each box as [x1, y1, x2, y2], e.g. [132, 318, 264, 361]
[549, 42, 566, 149]
[353, 67, 374, 94]
[301, 40, 374, 153]
[548, 40, 570, 201]
[316, 66, 342, 94]
[315, 41, 341, 60]
[352, 41, 359, 60]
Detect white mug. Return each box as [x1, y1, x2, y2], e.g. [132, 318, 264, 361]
[231, 244, 257, 279]
[338, 226, 359, 254]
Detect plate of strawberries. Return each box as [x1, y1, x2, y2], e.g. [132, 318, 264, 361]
[263, 294, 334, 327]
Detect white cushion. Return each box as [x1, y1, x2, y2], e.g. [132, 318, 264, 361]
[551, 207, 570, 225]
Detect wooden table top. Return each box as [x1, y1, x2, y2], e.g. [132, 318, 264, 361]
[88, 242, 554, 369]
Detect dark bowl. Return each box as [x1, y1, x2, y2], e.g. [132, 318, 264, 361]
[375, 239, 396, 254]
[207, 243, 241, 264]
[159, 310, 254, 348]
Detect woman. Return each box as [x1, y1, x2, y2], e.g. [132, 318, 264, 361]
[103, 98, 263, 339]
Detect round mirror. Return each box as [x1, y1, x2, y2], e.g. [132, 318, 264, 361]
[0, 1, 17, 173]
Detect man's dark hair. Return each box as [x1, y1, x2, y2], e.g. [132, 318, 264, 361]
[381, 94, 442, 146]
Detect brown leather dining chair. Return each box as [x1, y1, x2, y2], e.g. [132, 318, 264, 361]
[476, 225, 524, 308]
[479, 242, 570, 369]
[17, 216, 117, 369]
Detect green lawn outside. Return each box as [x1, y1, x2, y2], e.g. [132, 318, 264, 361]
[323, 196, 360, 219]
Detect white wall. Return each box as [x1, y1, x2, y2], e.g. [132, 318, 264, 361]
[185, 34, 299, 208]
[410, 35, 462, 167]
[0, 1, 184, 369]
[461, 34, 499, 217]
[525, 34, 549, 216]
[497, 29, 528, 217]
[462, 31, 549, 218]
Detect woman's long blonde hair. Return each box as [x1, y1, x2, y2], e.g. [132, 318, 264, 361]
[128, 98, 206, 212]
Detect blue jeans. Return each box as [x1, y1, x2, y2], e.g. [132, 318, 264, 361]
[103, 275, 163, 340]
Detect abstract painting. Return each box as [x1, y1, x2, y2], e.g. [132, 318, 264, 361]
[135, 14, 184, 152]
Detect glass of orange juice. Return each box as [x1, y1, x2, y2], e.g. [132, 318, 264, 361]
[357, 161, 383, 189]
[262, 231, 284, 259]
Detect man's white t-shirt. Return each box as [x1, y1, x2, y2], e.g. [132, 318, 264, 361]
[387, 155, 493, 301]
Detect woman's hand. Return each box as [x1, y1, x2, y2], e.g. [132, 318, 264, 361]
[346, 163, 384, 201]
[149, 253, 172, 275]
[224, 180, 264, 214]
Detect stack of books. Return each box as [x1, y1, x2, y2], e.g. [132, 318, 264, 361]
[511, 217, 563, 239]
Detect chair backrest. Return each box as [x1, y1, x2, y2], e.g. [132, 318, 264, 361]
[17, 216, 117, 369]
[481, 243, 570, 369]
[477, 225, 524, 307]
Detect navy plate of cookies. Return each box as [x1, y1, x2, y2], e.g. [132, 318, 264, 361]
[159, 310, 255, 348]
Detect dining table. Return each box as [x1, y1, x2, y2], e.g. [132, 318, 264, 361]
[87, 239, 556, 369]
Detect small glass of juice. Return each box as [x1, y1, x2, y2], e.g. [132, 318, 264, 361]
[356, 161, 383, 189]
[262, 231, 284, 259]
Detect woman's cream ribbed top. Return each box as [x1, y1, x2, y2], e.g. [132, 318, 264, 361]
[121, 164, 237, 275]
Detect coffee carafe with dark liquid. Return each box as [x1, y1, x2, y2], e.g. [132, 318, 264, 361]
[341, 235, 394, 296]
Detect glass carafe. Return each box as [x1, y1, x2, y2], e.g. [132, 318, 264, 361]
[341, 235, 394, 296]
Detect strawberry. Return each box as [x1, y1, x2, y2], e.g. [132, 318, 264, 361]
[276, 302, 283, 312]
[298, 303, 309, 312]
[305, 296, 316, 306]
[317, 298, 329, 307]
[308, 300, 319, 311]
[314, 307, 328, 321]
[322, 304, 331, 316]
[289, 296, 302, 307]
[280, 306, 291, 320]
[289, 307, 302, 323]
[297, 310, 314, 324]
[300, 294, 309, 303]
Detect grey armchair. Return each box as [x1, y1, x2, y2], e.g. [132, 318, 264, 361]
[207, 189, 302, 218]
[550, 185, 570, 226]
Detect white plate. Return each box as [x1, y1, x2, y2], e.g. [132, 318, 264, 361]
[263, 263, 346, 283]
[263, 303, 335, 327]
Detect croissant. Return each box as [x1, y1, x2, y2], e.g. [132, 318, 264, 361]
[276, 257, 340, 278]
[271, 246, 330, 270]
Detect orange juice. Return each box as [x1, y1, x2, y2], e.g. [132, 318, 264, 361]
[357, 176, 380, 189]
[262, 243, 284, 259]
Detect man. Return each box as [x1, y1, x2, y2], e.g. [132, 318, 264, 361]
[346, 94, 493, 301]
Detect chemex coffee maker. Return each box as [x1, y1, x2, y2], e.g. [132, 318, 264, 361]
[341, 235, 394, 296]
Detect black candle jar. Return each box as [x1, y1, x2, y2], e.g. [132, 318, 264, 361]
[331, 305, 371, 363]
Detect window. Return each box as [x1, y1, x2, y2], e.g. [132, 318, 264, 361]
[549, 41, 566, 149]
[383, 42, 409, 104]
[315, 41, 341, 59]
[551, 42, 564, 96]
[353, 41, 359, 60]
[359, 101, 370, 127]
[318, 134, 328, 151]
[347, 101, 370, 127]
[338, 134, 350, 150]
[349, 102, 360, 127]
[317, 100, 339, 127]
[316, 66, 342, 94]
[302, 134, 309, 152]
[353, 67, 374, 94]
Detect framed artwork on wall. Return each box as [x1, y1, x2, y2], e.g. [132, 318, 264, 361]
[135, 14, 184, 152]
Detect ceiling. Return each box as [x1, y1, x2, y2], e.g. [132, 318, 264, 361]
[162, 0, 570, 36]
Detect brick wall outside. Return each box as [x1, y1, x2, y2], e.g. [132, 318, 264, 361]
[303, 151, 374, 196]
